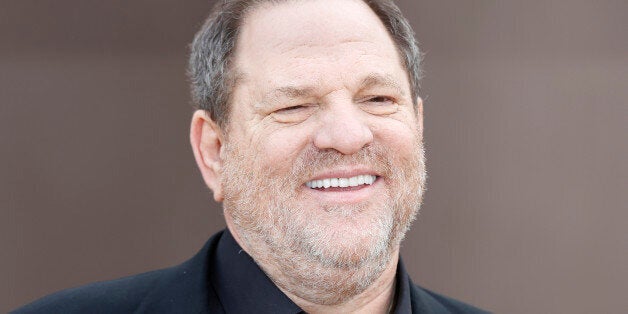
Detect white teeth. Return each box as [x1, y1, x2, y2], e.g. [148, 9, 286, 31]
[306, 175, 376, 189]
[323, 178, 331, 188]
[357, 175, 365, 185]
[338, 178, 348, 187]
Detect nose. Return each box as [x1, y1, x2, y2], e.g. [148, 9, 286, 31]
[313, 102, 374, 155]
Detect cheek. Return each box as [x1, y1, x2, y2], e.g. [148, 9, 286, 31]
[373, 120, 420, 152]
[252, 126, 312, 168]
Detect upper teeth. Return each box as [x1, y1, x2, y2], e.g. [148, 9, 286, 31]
[305, 175, 376, 189]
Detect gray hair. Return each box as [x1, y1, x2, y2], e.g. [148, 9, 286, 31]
[188, 0, 422, 128]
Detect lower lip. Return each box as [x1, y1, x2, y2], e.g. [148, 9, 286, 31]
[302, 177, 381, 204]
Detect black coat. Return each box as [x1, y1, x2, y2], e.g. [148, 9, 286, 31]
[13, 230, 489, 314]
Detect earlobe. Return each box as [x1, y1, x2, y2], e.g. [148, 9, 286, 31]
[190, 110, 225, 202]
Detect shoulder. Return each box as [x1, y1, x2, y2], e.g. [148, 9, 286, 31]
[12, 231, 225, 314]
[410, 284, 491, 314]
[11, 268, 169, 314]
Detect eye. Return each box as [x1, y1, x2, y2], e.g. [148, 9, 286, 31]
[361, 95, 399, 115]
[271, 104, 316, 123]
[368, 96, 394, 103]
[276, 104, 307, 113]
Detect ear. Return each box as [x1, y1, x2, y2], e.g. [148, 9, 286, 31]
[416, 96, 424, 137]
[190, 110, 225, 202]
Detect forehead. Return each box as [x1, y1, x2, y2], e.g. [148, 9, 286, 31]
[233, 0, 407, 90]
[240, 0, 391, 49]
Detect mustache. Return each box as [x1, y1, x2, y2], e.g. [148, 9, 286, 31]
[287, 144, 395, 181]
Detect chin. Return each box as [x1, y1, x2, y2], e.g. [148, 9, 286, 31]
[285, 208, 395, 269]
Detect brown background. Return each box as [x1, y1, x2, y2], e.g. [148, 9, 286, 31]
[2, 1, 626, 313]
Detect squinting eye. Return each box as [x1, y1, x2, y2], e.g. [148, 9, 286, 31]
[271, 104, 316, 123]
[276, 105, 306, 113]
[361, 95, 399, 115]
[368, 96, 394, 103]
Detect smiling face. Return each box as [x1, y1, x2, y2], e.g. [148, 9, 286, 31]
[201, 0, 425, 304]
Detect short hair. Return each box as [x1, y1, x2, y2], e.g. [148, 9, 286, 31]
[188, 0, 422, 128]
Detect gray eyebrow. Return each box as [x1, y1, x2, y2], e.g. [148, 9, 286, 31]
[271, 86, 317, 99]
[256, 85, 318, 109]
[358, 73, 406, 96]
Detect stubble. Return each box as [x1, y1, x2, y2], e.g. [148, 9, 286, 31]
[221, 137, 426, 305]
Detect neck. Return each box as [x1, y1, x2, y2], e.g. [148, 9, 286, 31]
[226, 221, 400, 313]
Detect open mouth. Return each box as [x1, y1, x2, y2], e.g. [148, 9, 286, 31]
[305, 174, 377, 189]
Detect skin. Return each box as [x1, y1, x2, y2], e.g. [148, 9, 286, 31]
[190, 0, 424, 312]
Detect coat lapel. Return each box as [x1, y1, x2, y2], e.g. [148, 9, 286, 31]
[134, 232, 225, 314]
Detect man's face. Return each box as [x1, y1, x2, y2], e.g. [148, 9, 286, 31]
[218, 0, 425, 302]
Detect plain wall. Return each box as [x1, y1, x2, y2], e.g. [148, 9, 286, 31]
[2, 1, 626, 313]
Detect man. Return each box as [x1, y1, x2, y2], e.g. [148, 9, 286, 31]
[14, 0, 488, 313]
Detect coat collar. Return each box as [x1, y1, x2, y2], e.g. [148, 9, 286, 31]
[134, 232, 224, 313]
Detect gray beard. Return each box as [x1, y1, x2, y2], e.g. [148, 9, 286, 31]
[221, 140, 426, 305]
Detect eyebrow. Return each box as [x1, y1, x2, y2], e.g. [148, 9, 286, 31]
[257, 85, 317, 109]
[272, 86, 316, 99]
[358, 73, 406, 96]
